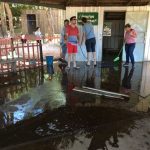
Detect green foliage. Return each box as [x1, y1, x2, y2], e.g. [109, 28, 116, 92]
[9, 3, 36, 17]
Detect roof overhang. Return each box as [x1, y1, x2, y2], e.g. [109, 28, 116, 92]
[1, 0, 150, 9]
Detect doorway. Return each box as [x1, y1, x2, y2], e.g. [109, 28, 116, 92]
[102, 12, 125, 62]
[27, 14, 36, 34]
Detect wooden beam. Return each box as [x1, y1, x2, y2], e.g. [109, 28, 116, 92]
[1, 0, 149, 7]
[66, 0, 72, 5]
[2, 0, 66, 9]
[96, 0, 99, 5]
[86, 0, 90, 5]
[126, 0, 134, 6]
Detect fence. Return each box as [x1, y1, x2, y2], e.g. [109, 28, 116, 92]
[0, 35, 61, 73]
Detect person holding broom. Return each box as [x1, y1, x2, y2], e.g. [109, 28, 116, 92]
[123, 23, 137, 68]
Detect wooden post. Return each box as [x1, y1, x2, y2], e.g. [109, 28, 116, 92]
[39, 40, 43, 65]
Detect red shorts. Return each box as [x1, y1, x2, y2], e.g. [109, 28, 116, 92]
[67, 42, 78, 54]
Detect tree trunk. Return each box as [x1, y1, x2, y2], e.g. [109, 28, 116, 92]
[0, 3, 7, 37]
[4, 3, 14, 36]
[48, 8, 55, 35]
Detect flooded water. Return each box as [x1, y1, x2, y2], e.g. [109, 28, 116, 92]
[0, 62, 150, 150]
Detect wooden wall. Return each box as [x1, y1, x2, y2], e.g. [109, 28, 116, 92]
[21, 9, 66, 35]
[66, 6, 150, 62]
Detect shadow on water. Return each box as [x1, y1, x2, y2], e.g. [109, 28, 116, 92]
[0, 106, 147, 150]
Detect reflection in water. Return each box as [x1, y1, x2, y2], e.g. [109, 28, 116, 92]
[85, 68, 95, 88]
[0, 62, 150, 149]
[101, 66, 121, 92]
[46, 65, 54, 80]
[122, 67, 134, 89]
[121, 67, 134, 95]
[0, 63, 150, 125]
[84, 68, 101, 89]
[140, 62, 150, 97]
[0, 106, 149, 150]
[134, 96, 150, 112]
[0, 65, 66, 126]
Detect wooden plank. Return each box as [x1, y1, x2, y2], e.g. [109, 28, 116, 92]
[83, 86, 129, 98]
[73, 86, 129, 100]
[73, 87, 124, 99]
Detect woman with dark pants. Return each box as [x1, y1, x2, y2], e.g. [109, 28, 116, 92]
[124, 24, 137, 67]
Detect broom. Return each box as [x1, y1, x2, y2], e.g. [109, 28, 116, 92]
[113, 44, 124, 62]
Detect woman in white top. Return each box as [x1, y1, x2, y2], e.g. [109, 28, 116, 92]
[34, 27, 42, 38]
[34, 27, 42, 43]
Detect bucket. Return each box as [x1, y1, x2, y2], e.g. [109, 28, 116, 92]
[46, 56, 53, 66]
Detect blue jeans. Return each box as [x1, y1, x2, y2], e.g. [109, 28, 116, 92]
[125, 43, 135, 65]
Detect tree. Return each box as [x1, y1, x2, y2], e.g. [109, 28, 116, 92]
[0, 3, 7, 37]
[4, 3, 14, 35]
[0, 2, 14, 37]
[10, 4, 35, 17]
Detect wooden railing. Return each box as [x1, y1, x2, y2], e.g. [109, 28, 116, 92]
[0, 35, 61, 73]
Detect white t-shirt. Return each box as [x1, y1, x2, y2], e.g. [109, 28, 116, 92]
[34, 31, 42, 37]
